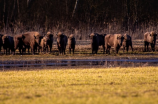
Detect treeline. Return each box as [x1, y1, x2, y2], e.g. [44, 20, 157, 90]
[0, 0, 158, 39]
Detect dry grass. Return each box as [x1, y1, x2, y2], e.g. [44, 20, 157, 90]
[0, 67, 158, 104]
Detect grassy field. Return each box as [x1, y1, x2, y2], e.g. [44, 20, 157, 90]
[0, 67, 158, 104]
[1, 46, 158, 61]
[1, 52, 158, 61]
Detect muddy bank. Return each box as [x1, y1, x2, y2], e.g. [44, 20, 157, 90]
[1, 58, 158, 70]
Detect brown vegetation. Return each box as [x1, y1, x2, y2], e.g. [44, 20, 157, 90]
[0, 0, 158, 40]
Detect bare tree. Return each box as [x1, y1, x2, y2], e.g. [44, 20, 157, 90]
[27, 0, 31, 7]
[72, 0, 79, 17]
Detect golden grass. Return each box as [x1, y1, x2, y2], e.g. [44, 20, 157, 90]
[0, 67, 158, 104]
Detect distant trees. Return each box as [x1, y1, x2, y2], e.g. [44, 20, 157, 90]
[0, 0, 158, 39]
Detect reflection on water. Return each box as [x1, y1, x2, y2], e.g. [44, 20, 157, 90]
[0, 59, 158, 70]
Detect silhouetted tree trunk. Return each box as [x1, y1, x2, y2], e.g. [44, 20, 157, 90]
[17, 0, 19, 14]
[127, 0, 130, 34]
[65, 0, 68, 15]
[3, 0, 6, 32]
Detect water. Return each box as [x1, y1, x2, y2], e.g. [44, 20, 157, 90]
[0, 58, 158, 70]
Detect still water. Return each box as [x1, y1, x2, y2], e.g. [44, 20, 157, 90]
[0, 58, 158, 70]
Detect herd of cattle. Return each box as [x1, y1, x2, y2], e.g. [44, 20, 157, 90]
[0, 31, 157, 55]
[0, 31, 75, 55]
